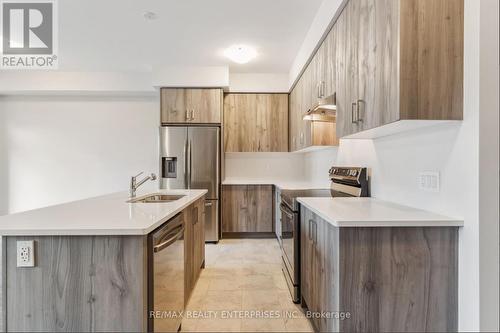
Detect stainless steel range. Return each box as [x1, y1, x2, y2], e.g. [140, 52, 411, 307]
[280, 166, 369, 303]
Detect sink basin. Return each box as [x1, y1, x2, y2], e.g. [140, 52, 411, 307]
[127, 194, 186, 203]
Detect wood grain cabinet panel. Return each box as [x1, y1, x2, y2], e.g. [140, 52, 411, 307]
[221, 185, 273, 235]
[300, 206, 458, 332]
[335, 0, 463, 138]
[184, 198, 206, 304]
[5, 236, 148, 332]
[223, 93, 288, 152]
[161, 88, 222, 124]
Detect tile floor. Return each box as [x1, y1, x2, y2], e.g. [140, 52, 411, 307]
[181, 239, 314, 332]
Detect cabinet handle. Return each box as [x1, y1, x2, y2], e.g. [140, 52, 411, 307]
[185, 109, 190, 121]
[313, 221, 318, 244]
[357, 100, 363, 123]
[308, 219, 313, 240]
[190, 109, 195, 121]
[321, 81, 325, 98]
[351, 102, 357, 124]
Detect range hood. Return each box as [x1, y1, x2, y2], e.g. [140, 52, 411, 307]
[303, 93, 336, 122]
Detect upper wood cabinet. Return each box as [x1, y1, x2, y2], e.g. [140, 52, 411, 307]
[161, 88, 222, 124]
[336, 0, 464, 138]
[223, 93, 288, 152]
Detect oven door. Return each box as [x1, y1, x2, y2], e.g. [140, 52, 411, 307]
[280, 203, 299, 284]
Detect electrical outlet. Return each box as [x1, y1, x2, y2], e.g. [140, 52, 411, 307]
[17, 240, 35, 267]
[418, 171, 440, 193]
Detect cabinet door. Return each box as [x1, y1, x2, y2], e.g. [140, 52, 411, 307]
[321, 222, 340, 333]
[290, 77, 305, 151]
[314, 40, 328, 99]
[161, 88, 190, 123]
[257, 94, 288, 152]
[357, 0, 399, 130]
[188, 89, 222, 124]
[300, 66, 313, 149]
[324, 25, 336, 98]
[300, 208, 314, 307]
[336, 1, 362, 137]
[221, 185, 273, 233]
[184, 207, 194, 304]
[289, 86, 299, 151]
[223, 94, 288, 152]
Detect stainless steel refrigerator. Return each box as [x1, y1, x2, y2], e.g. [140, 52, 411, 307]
[159, 126, 220, 242]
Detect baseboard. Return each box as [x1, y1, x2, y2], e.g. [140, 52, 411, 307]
[222, 232, 276, 239]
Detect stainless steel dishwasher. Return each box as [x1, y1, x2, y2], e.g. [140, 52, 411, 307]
[148, 213, 185, 332]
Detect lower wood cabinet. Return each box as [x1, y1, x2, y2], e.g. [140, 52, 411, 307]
[300, 206, 459, 332]
[221, 185, 274, 236]
[184, 198, 205, 303]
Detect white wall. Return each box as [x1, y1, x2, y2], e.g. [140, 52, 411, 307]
[303, 148, 337, 187]
[478, 0, 500, 330]
[224, 153, 305, 182]
[228, 73, 289, 92]
[0, 95, 159, 215]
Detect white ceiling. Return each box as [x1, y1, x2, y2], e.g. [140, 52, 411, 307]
[58, 0, 323, 73]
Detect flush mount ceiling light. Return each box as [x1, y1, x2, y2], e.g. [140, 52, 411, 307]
[224, 45, 257, 64]
[143, 11, 157, 20]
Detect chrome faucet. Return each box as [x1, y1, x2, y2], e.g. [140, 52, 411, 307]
[130, 172, 157, 198]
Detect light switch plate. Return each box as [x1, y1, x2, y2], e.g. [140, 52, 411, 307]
[418, 171, 440, 193]
[17, 240, 35, 267]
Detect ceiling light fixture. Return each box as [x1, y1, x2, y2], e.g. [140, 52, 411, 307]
[224, 45, 257, 64]
[143, 11, 157, 20]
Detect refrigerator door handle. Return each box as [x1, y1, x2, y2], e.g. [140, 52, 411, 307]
[188, 139, 192, 189]
[183, 139, 189, 188]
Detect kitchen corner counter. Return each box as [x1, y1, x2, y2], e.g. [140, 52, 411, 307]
[0, 189, 207, 236]
[297, 197, 464, 227]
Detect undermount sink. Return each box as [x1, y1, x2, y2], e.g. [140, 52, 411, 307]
[127, 194, 186, 203]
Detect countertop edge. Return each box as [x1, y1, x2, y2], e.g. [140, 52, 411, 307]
[0, 190, 208, 236]
[297, 197, 464, 228]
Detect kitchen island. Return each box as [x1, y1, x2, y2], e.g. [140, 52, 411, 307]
[297, 197, 463, 332]
[0, 189, 207, 332]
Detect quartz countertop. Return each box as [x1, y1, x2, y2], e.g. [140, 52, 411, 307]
[222, 178, 328, 190]
[297, 197, 463, 227]
[0, 189, 207, 236]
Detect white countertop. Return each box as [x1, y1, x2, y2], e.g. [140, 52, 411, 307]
[223, 178, 328, 190]
[0, 189, 207, 236]
[297, 197, 463, 227]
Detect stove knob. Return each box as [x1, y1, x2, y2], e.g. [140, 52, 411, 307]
[351, 170, 358, 177]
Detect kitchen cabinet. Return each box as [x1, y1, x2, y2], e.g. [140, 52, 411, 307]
[184, 198, 206, 303]
[288, 14, 339, 152]
[336, 0, 463, 138]
[221, 185, 274, 236]
[300, 205, 459, 332]
[275, 186, 282, 246]
[161, 88, 222, 124]
[300, 206, 330, 332]
[223, 93, 288, 152]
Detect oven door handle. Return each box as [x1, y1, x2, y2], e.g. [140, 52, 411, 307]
[280, 203, 295, 219]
